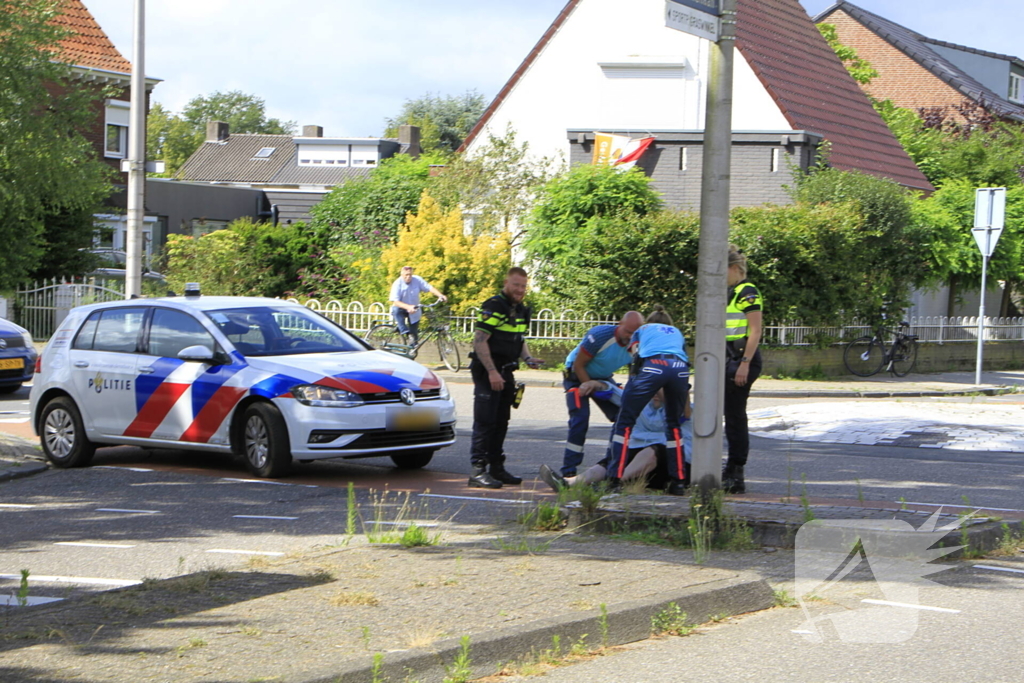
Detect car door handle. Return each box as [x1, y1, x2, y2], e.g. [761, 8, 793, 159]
[73, 361, 89, 368]
[138, 366, 155, 374]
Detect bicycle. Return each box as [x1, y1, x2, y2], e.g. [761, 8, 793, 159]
[364, 299, 462, 372]
[842, 307, 919, 378]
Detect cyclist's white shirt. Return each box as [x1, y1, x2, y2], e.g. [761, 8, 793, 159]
[390, 275, 432, 323]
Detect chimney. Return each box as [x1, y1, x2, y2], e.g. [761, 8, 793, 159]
[302, 125, 324, 138]
[399, 124, 421, 158]
[206, 120, 230, 142]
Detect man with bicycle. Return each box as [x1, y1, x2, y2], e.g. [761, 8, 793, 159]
[389, 266, 446, 346]
[468, 267, 544, 489]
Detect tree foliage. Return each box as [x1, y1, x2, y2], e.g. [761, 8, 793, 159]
[309, 154, 444, 247]
[818, 23, 878, 85]
[524, 164, 661, 292]
[148, 90, 296, 176]
[383, 91, 486, 155]
[350, 192, 510, 312]
[0, 0, 114, 288]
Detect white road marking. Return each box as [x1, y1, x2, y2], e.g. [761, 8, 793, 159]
[903, 502, 1024, 513]
[974, 564, 1024, 576]
[220, 477, 292, 486]
[54, 542, 136, 549]
[205, 549, 284, 556]
[0, 503, 36, 509]
[232, 515, 298, 520]
[95, 466, 153, 472]
[364, 520, 439, 528]
[418, 493, 534, 505]
[0, 574, 140, 587]
[861, 599, 960, 613]
[0, 595, 64, 607]
[96, 508, 160, 514]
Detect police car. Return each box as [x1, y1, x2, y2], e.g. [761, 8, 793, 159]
[29, 288, 456, 477]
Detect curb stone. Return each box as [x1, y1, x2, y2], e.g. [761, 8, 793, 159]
[304, 573, 773, 683]
[0, 460, 49, 483]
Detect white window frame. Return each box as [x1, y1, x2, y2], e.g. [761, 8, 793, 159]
[105, 99, 131, 159]
[1010, 73, 1023, 104]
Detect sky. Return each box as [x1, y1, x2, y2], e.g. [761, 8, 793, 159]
[81, 0, 1023, 138]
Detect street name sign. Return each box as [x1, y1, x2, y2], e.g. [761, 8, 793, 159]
[665, 0, 720, 41]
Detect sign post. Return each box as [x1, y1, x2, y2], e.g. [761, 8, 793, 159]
[666, 0, 732, 493]
[972, 187, 1006, 385]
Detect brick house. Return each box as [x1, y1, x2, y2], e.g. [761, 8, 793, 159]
[814, 1, 1024, 124]
[461, 0, 932, 212]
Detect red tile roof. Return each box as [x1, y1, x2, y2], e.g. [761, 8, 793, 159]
[462, 0, 933, 192]
[738, 0, 932, 191]
[51, 0, 132, 74]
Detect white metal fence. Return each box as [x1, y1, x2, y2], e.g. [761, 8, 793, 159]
[14, 278, 126, 340]
[764, 316, 1024, 345]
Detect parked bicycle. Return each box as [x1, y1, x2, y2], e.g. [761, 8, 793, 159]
[842, 307, 919, 377]
[364, 299, 461, 372]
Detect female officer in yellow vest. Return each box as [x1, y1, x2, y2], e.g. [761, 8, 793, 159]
[722, 246, 763, 494]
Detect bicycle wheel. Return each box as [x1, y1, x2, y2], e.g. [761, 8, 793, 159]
[843, 336, 885, 377]
[365, 323, 400, 349]
[437, 332, 461, 372]
[889, 338, 918, 377]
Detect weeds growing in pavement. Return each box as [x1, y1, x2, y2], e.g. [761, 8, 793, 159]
[360, 625, 373, 650]
[329, 591, 380, 608]
[442, 635, 472, 683]
[370, 652, 386, 683]
[688, 498, 712, 564]
[990, 523, 1024, 557]
[346, 482, 358, 536]
[16, 569, 29, 608]
[491, 535, 552, 554]
[651, 602, 693, 636]
[495, 634, 595, 677]
[773, 588, 797, 607]
[176, 637, 207, 655]
[518, 501, 564, 531]
[898, 496, 908, 511]
[399, 522, 442, 548]
[361, 488, 448, 546]
[599, 603, 609, 647]
[957, 509, 984, 558]
[800, 474, 815, 522]
[856, 478, 865, 504]
[557, 479, 610, 516]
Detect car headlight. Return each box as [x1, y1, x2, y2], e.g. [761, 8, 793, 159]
[292, 384, 365, 408]
[20, 330, 34, 349]
[438, 378, 450, 401]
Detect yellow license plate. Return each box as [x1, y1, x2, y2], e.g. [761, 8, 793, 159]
[386, 407, 440, 432]
[0, 358, 24, 371]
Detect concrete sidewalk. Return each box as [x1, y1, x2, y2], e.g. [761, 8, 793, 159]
[434, 366, 1024, 397]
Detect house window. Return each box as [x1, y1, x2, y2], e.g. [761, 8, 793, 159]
[366, 159, 376, 166]
[104, 99, 131, 159]
[771, 148, 780, 173]
[254, 147, 276, 158]
[1010, 74, 1023, 103]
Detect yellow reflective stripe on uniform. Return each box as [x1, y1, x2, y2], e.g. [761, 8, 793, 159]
[495, 321, 528, 333]
[726, 283, 757, 341]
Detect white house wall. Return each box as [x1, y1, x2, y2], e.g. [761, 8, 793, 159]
[467, 0, 790, 161]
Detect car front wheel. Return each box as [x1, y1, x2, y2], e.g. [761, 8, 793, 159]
[242, 403, 292, 478]
[40, 397, 96, 468]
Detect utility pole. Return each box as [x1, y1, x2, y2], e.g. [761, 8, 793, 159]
[125, 0, 146, 299]
[690, 0, 735, 492]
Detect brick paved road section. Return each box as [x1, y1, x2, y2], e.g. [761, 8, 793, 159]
[749, 401, 1024, 452]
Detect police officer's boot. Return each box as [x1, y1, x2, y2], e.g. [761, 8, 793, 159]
[468, 463, 503, 489]
[490, 466, 522, 486]
[721, 462, 745, 494]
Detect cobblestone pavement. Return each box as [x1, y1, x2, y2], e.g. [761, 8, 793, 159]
[749, 400, 1024, 452]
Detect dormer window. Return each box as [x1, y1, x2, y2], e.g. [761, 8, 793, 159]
[254, 147, 276, 159]
[1010, 74, 1022, 103]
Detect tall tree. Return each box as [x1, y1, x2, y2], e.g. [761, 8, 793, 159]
[0, 0, 114, 287]
[148, 90, 296, 176]
[383, 91, 487, 155]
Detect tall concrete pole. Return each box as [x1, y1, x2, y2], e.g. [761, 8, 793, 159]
[690, 0, 736, 492]
[125, 0, 146, 299]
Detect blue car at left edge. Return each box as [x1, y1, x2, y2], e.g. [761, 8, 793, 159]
[0, 318, 38, 394]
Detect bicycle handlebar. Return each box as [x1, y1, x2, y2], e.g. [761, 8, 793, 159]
[413, 298, 447, 310]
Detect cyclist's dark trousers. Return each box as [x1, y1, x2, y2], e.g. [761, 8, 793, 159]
[470, 359, 516, 471]
[391, 307, 420, 345]
[724, 349, 762, 468]
[562, 377, 619, 477]
[605, 355, 689, 482]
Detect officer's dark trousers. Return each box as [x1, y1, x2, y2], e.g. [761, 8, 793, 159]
[470, 360, 516, 471]
[562, 377, 619, 477]
[605, 355, 689, 482]
[724, 350, 762, 468]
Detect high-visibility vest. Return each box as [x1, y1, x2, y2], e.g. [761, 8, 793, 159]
[726, 281, 762, 342]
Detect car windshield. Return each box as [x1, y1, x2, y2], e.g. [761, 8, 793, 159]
[205, 305, 365, 357]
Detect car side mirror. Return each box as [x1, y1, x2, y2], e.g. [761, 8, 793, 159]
[178, 345, 217, 363]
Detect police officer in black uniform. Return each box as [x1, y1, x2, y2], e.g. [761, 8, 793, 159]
[468, 267, 544, 488]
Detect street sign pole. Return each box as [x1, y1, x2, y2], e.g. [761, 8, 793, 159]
[669, 0, 733, 493]
[972, 188, 1006, 385]
[125, 0, 146, 299]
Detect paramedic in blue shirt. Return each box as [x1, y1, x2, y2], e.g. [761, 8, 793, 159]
[604, 306, 690, 495]
[561, 311, 643, 478]
[389, 266, 446, 345]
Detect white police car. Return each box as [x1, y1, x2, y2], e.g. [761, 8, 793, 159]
[29, 290, 456, 477]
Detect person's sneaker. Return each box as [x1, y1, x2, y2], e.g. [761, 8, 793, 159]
[468, 465, 503, 489]
[539, 464, 566, 492]
[722, 465, 745, 494]
[490, 468, 523, 486]
[666, 479, 689, 496]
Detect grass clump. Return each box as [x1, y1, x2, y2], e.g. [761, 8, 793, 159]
[651, 602, 693, 636]
[329, 591, 380, 607]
